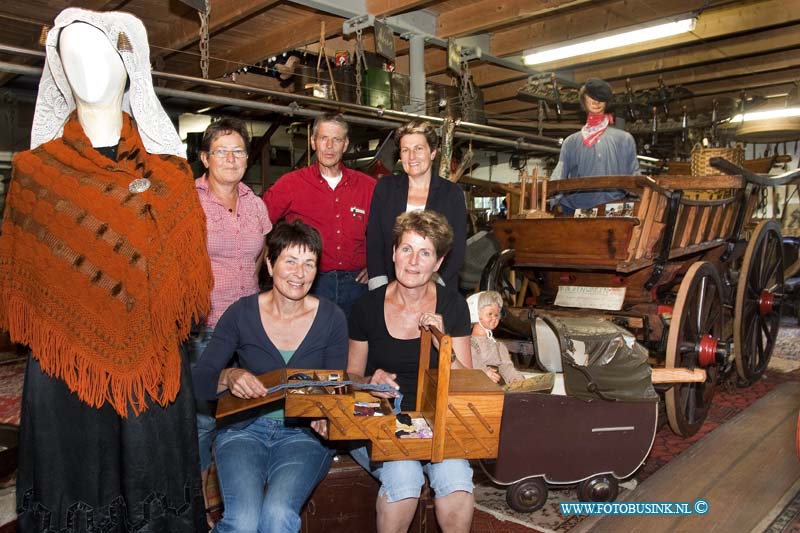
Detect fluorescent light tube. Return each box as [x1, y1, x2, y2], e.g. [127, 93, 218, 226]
[523, 17, 697, 65]
[729, 107, 800, 123]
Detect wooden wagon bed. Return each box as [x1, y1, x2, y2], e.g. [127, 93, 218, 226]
[492, 174, 748, 274]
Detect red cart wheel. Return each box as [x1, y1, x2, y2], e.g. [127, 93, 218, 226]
[576, 474, 619, 502]
[665, 262, 722, 437]
[734, 219, 784, 384]
[506, 477, 548, 513]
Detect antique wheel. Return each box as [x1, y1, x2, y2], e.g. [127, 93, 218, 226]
[734, 219, 784, 384]
[480, 249, 519, 308]
[576, 474, 619, 502]
[506, 477, 548, 513]
[665, 261, 723, 437]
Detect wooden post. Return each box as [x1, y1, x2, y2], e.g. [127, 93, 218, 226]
[429, 327, 452, 463]
[541, 174, 548, 214]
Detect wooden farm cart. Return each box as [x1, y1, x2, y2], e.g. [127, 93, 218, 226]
[215, 327, 505, 462]
[483, 161, 800, 437]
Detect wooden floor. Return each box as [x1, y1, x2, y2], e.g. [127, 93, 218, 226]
[576, 382, 800, 532]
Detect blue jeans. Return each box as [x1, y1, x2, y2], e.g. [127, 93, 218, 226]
[350, 446, 473, 503]
[213, 417, 332, 533]
[312, 270, 367, 317]
[186, 325, 217, 471]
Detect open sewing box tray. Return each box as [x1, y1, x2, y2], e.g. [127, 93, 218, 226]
[214, 331, 505, 462]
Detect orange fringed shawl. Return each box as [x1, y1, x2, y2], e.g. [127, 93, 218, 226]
[0, 112, 213, 416]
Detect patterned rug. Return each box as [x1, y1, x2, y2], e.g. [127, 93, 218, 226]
[0, 358, 23, 426]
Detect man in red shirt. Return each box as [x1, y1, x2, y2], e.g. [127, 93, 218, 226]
[264, 113, 375, 316]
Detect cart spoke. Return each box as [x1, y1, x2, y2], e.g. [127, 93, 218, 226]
[703, 308, 720, 334]
[685, 385, 697, 424]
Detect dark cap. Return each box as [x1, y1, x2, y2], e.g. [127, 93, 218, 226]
[583, 78, 613, 103]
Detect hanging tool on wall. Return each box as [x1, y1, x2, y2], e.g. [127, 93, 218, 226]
[316, 21, 339, 101]
[710, 99, 719, 147]
[625, 78, 636, 121]
[651, 106, 659, 147]
[680, 105, 689, 145]
[537, 104, 546, 137]
[550, 73, 562, 118]
[657, 76, 669, 114]
[438, 117, 456, 180]
[460, 60, 476, 122]
[450, 140, 474, 183]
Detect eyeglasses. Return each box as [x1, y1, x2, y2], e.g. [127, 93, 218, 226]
[208, 149, 248, 159]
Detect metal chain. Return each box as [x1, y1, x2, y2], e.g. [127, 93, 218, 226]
[198, 1, 210, 79]
[355, 28, 365, 105]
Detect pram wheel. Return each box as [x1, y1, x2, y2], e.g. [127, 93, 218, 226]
[506, 477, 548, 513]
[576, 474, 619, 502]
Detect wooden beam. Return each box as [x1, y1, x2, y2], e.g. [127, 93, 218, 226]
[366, 0, 435, 16]
[0, 0, 132, 87]
[571, 24, 800, 86]
[685, 68, 800, 98]
[485, 100, 536, 115]
[490, 0, 724, 57]
[606, 48, 800, 93]
[150, 0, 279, 60]
[541, 0, 800, 71]
[484, 80, 528, 103]
[406, 0, 740, 82]
[437, 0, 595, 39]
[448, 0, 800, 90]
[482, 44, 800, 104]
[680, 80, 800, 114]
[204, 14, 344, 80]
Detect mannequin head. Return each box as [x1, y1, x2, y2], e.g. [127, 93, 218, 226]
[59, 22, 127, 110]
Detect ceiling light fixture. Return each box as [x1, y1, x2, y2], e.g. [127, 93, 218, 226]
[522, 17, 697, 66]
[729, 107, 800, 123]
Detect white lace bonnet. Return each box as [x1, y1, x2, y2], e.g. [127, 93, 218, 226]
[31, 7, 185, 158]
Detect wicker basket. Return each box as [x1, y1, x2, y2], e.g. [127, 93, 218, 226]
[690, 146, 744, 177]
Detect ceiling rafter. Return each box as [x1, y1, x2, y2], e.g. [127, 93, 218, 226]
[149, 0, 279, 60]
[437, 0, 800, 90]
[170, 12, 346, 80]
[482, 48, 799, 105]
[366, 0, 435, 16]
[489, 0, 722, 57]
[436, 0, 596, 38]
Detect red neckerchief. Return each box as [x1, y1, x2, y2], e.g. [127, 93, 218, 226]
[581, 113, 614, 147]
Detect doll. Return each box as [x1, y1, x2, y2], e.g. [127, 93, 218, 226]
[467, 291, 524, 385]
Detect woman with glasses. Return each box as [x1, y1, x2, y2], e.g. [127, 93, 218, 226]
[367, 120, 467, 291]
[191, 117, 272, 524]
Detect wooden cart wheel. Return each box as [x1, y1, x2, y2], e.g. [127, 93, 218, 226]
[734, 219, 784, 384]
[576, 474, 619, 502]
[665, 261, 723, 437]
[506, 477, 548, 513]
[480, 249, 520, 308]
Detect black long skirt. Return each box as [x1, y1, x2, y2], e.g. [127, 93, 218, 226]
[15, 350, 206, 532]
